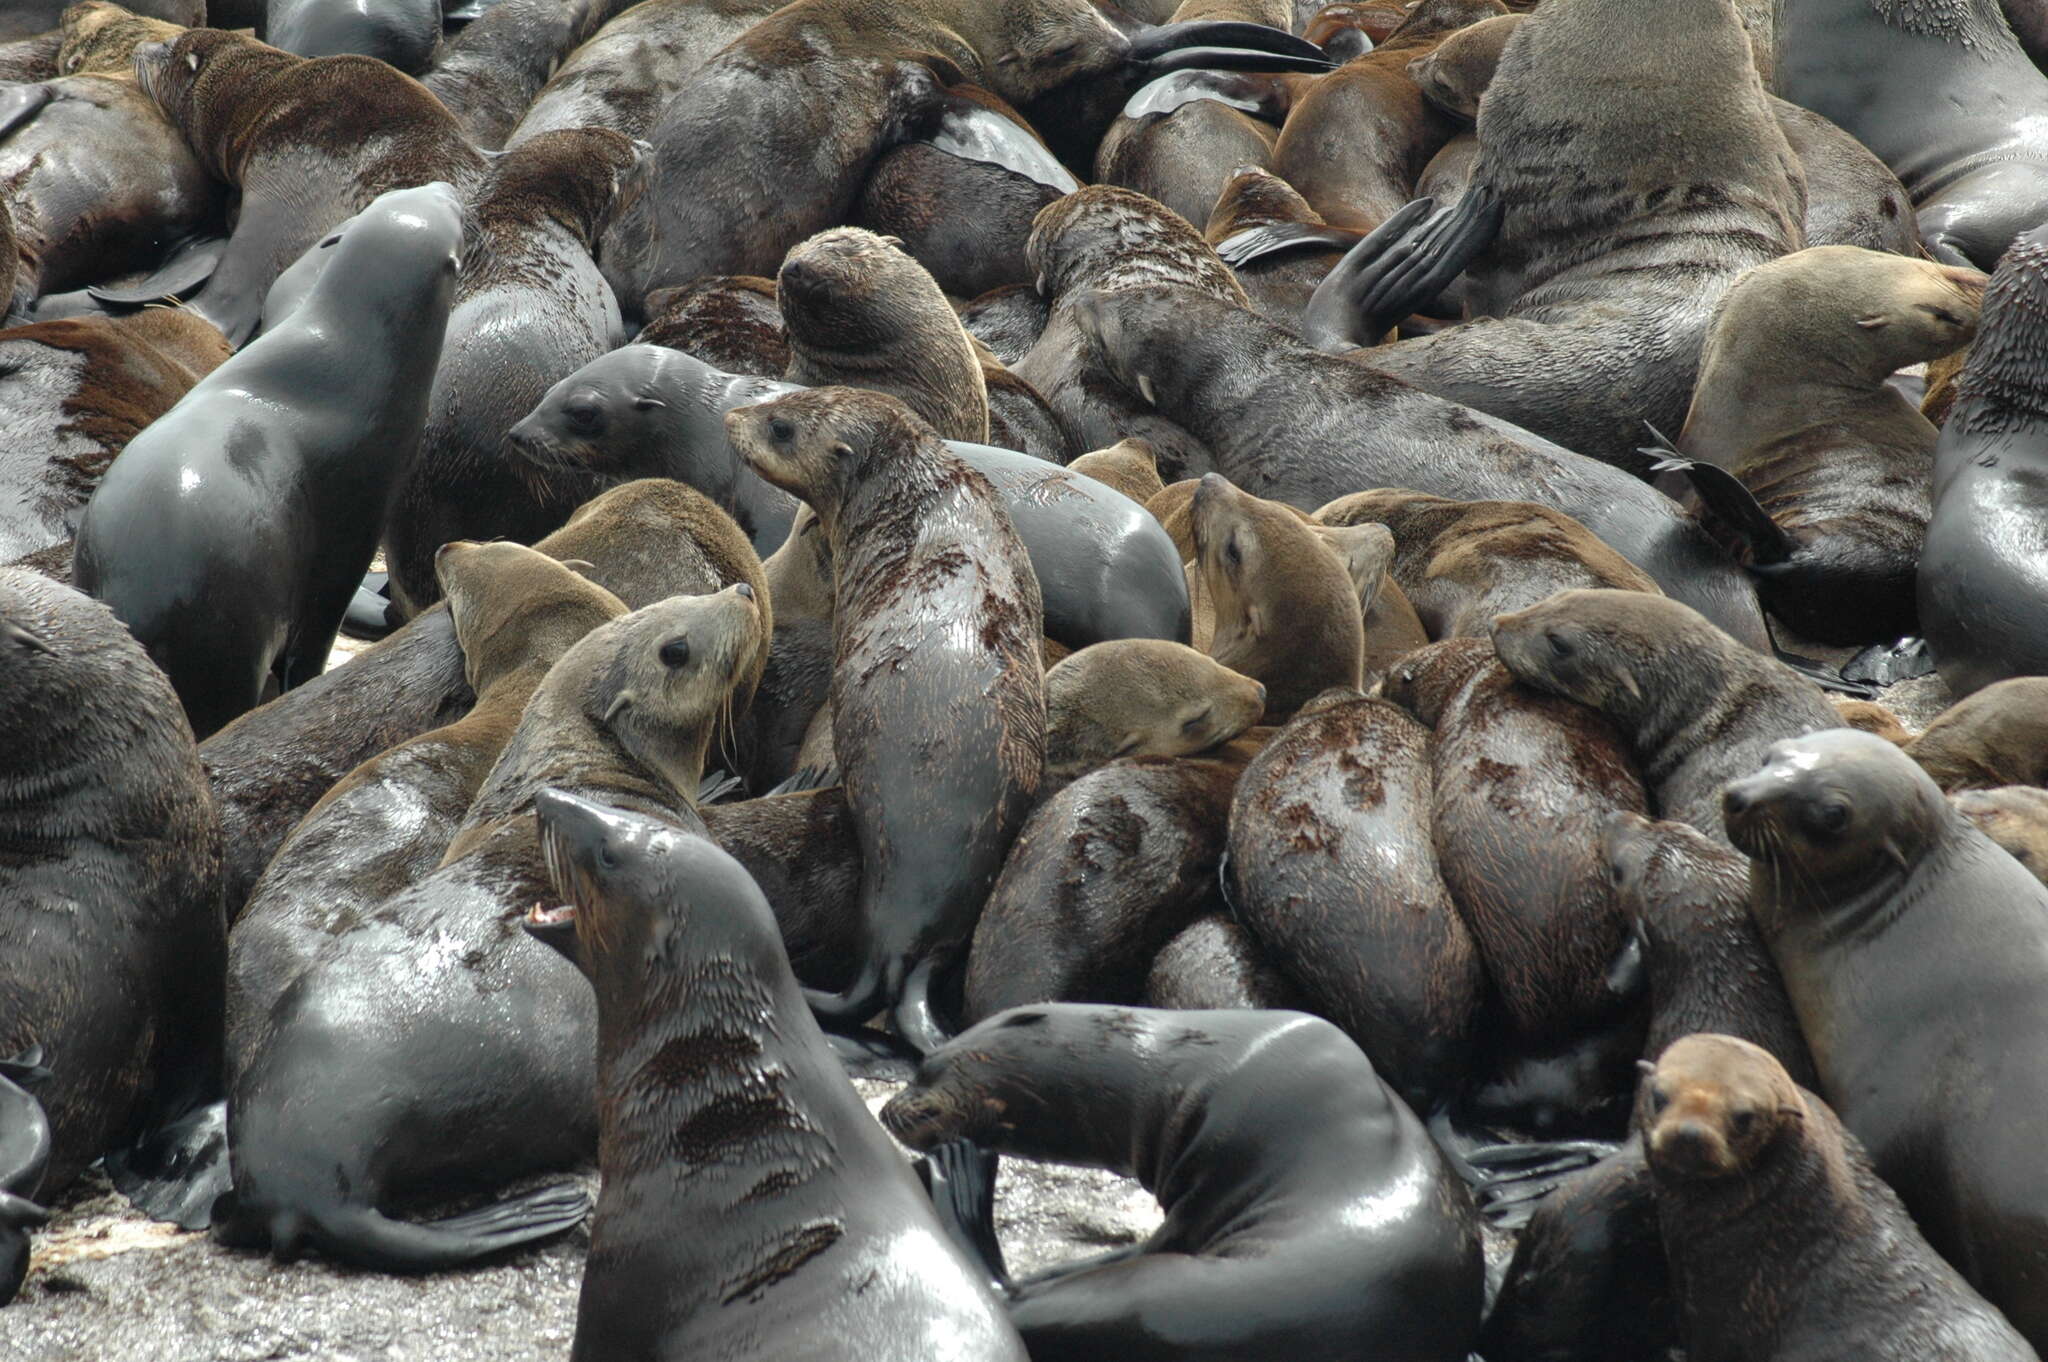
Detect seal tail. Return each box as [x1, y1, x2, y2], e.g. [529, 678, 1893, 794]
[249, 1182, 592, 1273]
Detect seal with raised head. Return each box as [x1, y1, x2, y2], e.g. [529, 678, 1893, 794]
[382, 128, 648, 614]
[1490, 591, 1839, 844]
[1642, 1033, 2037, 1362]
[129, 27, 486, 344]
[1227, 692, 1484, 1111]
[1919, 221, 2048, 696]
[1905, 676, 2048, 791]
[1068, 283, 1774, 648]
[881, 1005, 1484, 1362]
[217, 584, 765, 1271]
[728, 386, 1046, 1052]
[0, 569, 222, 1226]
[1670, 245, 1984, 645]
[527, 792, 1029, 1362]
[1728, 727, 2048, 1351]
[74, 182, 464, 740]
[779, 226, 990, 443]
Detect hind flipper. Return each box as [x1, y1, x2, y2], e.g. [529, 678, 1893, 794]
[85, 237, 229, 308]
[0, 1073, 49, 1203]
[248, 1180, 591, 1272]
[1305, 188, 1502, 352]
[105, 1099, 228, 1230]
[914, 1139, 1009, 1294]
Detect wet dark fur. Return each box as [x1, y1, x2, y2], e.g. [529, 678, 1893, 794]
[636, 275, 790, 377]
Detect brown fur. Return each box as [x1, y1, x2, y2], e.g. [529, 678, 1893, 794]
[1906, 677, 2048, 792]
[1379, 637, 1493, 729]
[0, 31, 60, 82]
[1922, 345, 1968, 426]
[635, 275, 789, 378]
[1408, 11, 1520, 120]
[1044, 639, 1265, 784]
[1204, 164, 1357, 336]
[1144, 912, 1301, 1010]
[1953, 786, 2048, 884]
[1069, 438, 1167, 506]
[1832, 697, 1914, 746]
[58, 0, 184, 75]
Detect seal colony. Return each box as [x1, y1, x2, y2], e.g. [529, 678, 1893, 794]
[1, 1, 2046, 1359]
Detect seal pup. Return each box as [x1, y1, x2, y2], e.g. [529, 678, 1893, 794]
[527, 792, 1029, 1361]
[1317, 489, 1659, 638]
[1920, 221, 2048, 695]
[1954, 786, 2048, 883]
[226, 543, 626, 1075]
[1227, 693, 1484, 1110]
[382, 129, 648, 613]
[1043, 638, 1265, 785]
[1067, 437, 1166, 505]
[0, 570, 222, 1219]
[217, 584, 765, 1271]
[1670, 246, 1984, 644]
[0, 306, 230, 562]
[881, 1005, 1484, 1362]
[1905, 677, 2048, 791]
[1728, 728, 2048, 1350]
[1068, 283, 1774, 648]
[1490, 591, 1840, 844]
[74, 182, 464, 740]
[779, 226, 990, 443]
[728, 387, 1046, 1052]
[130, 28, 486, 344]
[1642, 1033, 2037, 1362]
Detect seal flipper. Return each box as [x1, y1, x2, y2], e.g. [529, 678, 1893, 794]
[0, 85, 53, 142]
[85, 237, 229, 308]
[765, 764, 840, 796]
[105, 1099, 229, 1230]
[1214, 222, 1367, 270]
[0, 1190, 50, 1307]
[218, 1181, 591, 1272]
[925, 98, 1080, 195]
[1645, 453, 1796, 567]
[1126, 21, 1334, 68]
[187, 191, 308, 348]
[1304, 188, 1503, 352]
[340, 570, 398, 641]
[914, 1139, 1010, 1296]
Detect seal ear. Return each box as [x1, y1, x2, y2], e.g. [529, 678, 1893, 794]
[1635, 1059, 1658, 1078]
[831, 441, 854, 461]
[557, 558, 597, 576]
[1855, 313, 1890, 330]
[185, 49, 199, 71]
[631, 396, 667, 412]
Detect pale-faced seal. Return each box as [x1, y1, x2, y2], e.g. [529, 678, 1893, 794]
[74, 183, 464, 740]
[1490, 591, 1839, 844]
[881, 1005, 1483, 1362]
[131, 28, 486, 344]
[1073, 283, 1773, 648]
[1904, 676, 2048, 791]
[1227, 693, 1483, 1110]
[382, 129, 647, 614]
[1729, 728, 2048, 1350]
[526, 791, 1027, 1361]
[0, 569, 222, 1227]
[1919, 222, 2048, 695]
[1642, 1033, 2037, 1362]
[216, 585, 765, 1270]
[729, 387, 1046, 1052]
[779, 226, 990, 443]
[1671, 246, 1984, 644]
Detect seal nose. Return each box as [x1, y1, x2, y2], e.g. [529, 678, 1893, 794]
[1651, 1119, 1728, 1177]
[1253, 682, 1267, 702]
[1723, 786, 1753, 817]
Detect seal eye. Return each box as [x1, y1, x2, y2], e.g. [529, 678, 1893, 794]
[660, 637, 691, 669]
[1546, 630, 1575, 659]
[564, 403, 601, 432]
[769, 417, 796, 443]
[1224, 537, 1242, 568]
[1807, 800, 1850, 835]
[1181, 707, 1212, 734]
[1730, 1109, 1757, 1138]
[1645, 1085, 1670, 1115]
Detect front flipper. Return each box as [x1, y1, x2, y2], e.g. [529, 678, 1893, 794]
[1215, 222, 1365, 270]
[1303, 188, 1503, 352]
[0, 1071, 49, 1204]
[914, 1139, 1010, 1296]
[0, 1190, 50, 1306]
[1644, 448, 1794, 567]
[85, 236, 229, 308]
[104, 1098, 228, 1231]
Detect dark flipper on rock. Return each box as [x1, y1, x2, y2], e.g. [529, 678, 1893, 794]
[214, 1179, 591, 1273]
[914, 1139, 1010, 1296]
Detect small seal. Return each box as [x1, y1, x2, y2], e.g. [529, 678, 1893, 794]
[1043, 638, 1265, 785]
[728, 386, 1046, 1051]
[881, 1005, 1484, 1362]
[1642, 1033, 2037, 1362]
[1954, 786, 2048, 883]
[1905, 676, 2048, 792]
[74, 182, 465, 739]
[527, 791, 1028, 1362]
[1728, 728, 2048, 1351]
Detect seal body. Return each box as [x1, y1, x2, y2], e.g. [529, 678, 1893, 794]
[267, 0, 440, 71]
[729, 387, 1046, 1051]
[74, 183, 464, 739]
[0, 569, 222, 1200]
[531, 793, 1027, 1362]
[1906, 677, 2048, 791]
[1729, 728, 2048, 1351]
[634, 275, 788, 376]
[1919, 222, 2048, 695]
[881, 1006, 1484, 1362]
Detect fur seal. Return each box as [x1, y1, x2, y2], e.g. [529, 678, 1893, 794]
[1317, 489, 1659, 639]
[421, 0, 626, 150]
[1227, 693, 1483, 1110]
[1920, 221, 2048, 695]
[1642, 1033, 2037, 1362]
[226, 543, 625, 1077]
[1072, 283, 1773, 647]
[1203, 163, 1354, 337]
[0, 569, 222, 1215]
[0, 306, 230, 562]
[527, 791, 1028, 1362]
[1670, 246, 1984, 645]
[779, 226, 990, 443]
[1490, 591, 1840, 844]
[382, 129, 647, 614]
[1, 0, 197, 44]
[1143, 913, 1301, 1010]
[729, 387, 1046, 1051]
[1095, 68, 1287, 234]
[201, 478, 758, 925]
[266, 0, 440, 71]
[130, 28, 486, 344]
[1602, 813, 1815, 1085]
[1953, 786, 2048, 882]
[1044, 638, 1265, 784]
[634, 275, 789, 377]
[960, 282, 1050, 365]
[1832, 697, 1915, 745]
[1905, 677, 2048, 791]
[1068, 437, 1166, 505]
[1314, 0, 1803, 473]
[881, 1005, 1484, 1362]
[961, 740, 1262, 1022]
[74, 182, 464, 739]
[217, 585, 764, 1270]
[1778, 0, 2048, 267]
[1729, 727, 2048, 1350]
[55, 1, 185, 76]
